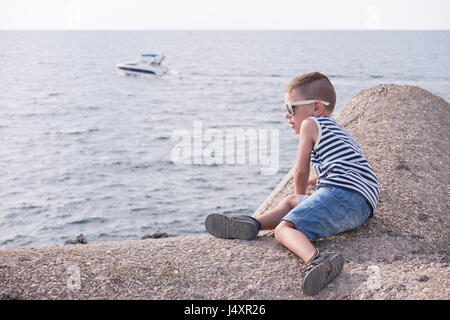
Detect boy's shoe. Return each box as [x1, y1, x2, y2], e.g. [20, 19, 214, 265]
[302, 251, 344, 296]
[205, 213, 260, 240]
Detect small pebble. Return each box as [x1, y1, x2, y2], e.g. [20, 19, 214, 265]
[417, 275, 430, 282]
[397, 284, 406, 291]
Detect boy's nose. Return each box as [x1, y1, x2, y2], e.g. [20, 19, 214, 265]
[284, 112, 291, 119]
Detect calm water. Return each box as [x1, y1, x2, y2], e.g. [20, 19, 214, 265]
[1, 31, 449, 248]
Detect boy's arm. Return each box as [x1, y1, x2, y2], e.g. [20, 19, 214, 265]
[294, 118, 318, 195]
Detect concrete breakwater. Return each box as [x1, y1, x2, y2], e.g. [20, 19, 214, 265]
[0, 84, 449, 299]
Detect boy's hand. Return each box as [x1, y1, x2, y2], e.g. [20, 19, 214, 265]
[306, 175, 317, 195]
[308, 174, 318, 186]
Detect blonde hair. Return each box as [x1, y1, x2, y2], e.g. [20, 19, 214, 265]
[286, 72, 336, 112]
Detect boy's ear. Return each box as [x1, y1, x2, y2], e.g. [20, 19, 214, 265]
[313, 101, 324, 115]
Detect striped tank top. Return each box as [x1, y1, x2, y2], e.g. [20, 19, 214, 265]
[310, 116, 380, 216]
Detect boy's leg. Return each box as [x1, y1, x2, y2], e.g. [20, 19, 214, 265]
[274, 220, 317, 263]
[277, 187, 357, 296]
[274, 220, 344, 296]
[255, 194, 300, 230]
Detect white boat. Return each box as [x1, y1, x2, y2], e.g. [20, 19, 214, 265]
[116, 53, 168, 76]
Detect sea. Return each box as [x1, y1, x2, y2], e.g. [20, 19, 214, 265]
[1, 30, 449, 249]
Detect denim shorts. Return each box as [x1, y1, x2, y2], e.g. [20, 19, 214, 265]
[282, 185, 371, 240]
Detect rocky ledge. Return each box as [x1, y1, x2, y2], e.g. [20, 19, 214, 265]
[0, 84, 449, 300]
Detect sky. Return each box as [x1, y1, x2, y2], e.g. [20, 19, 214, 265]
[1, 0, 449, 30]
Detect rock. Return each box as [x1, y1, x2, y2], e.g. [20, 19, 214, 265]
[253, 84, 449, 252]
[141, 231, 169, 239]
[64, 233, 88, 245]
[75, 234, 88, 244]
[417, 275, 430, 282]
[397, 284, 407, 291]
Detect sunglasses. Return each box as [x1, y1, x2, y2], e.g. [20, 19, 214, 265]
[285, 100, 330, 116]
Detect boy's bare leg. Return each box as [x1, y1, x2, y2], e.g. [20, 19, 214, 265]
[274, 220, 317, 263]
[255, 194, 299, 230]
[254, 193, 316, 262]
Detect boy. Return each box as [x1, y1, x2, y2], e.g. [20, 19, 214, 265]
[205, 72, 380, 296]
